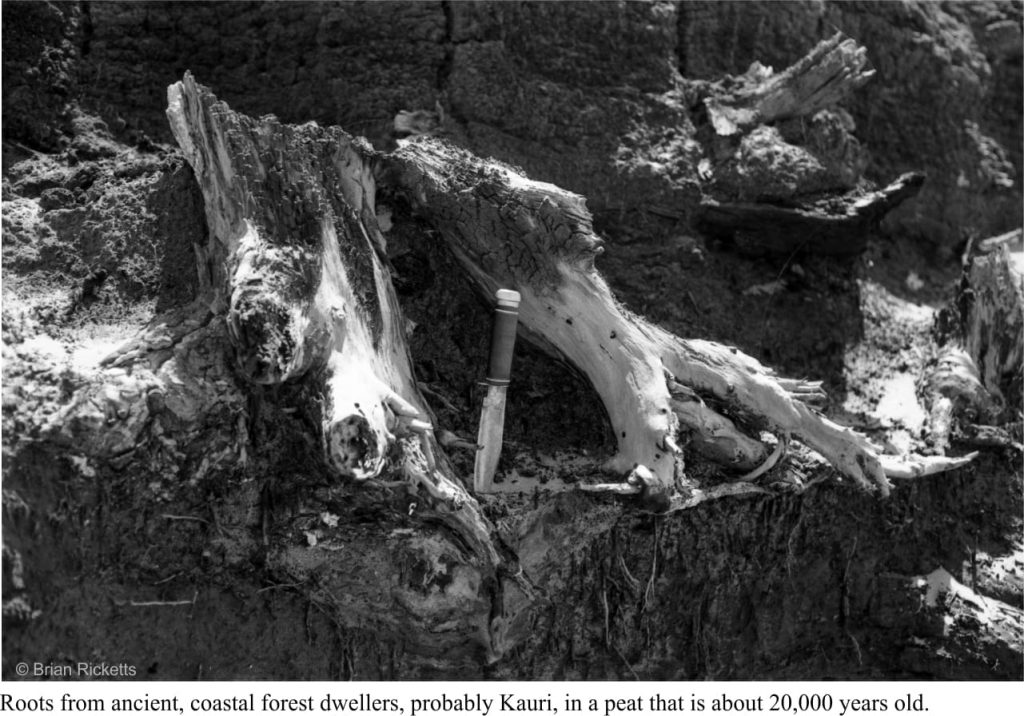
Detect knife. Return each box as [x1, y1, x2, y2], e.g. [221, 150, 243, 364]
[474, 288, 521, 493]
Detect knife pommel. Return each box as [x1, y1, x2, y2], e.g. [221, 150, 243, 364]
[486, 289, 521, 386]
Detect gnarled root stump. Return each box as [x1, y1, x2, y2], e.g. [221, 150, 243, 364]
[167, 75, 410, 478]
[165, 74, 497, 566]
[386, 139, 972, 498]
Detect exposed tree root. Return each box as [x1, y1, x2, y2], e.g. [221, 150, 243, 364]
[387, 138, 971, 499]
[164, 73, 499, 567]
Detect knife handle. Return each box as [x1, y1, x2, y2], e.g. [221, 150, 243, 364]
[486, 289, 521, 386]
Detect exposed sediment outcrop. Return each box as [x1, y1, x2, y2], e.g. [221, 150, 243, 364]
[2, 1, 1021, 681]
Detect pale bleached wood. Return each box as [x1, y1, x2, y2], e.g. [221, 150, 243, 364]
[704, 33, 875, 136]
[387, 138, 966, 497]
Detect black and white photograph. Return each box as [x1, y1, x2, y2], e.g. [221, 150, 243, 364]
[1, 0, 1022, 684]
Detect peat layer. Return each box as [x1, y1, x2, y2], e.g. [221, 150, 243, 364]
[2, 1, 1021, 679]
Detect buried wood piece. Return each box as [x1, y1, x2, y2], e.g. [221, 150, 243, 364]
[580, 470, 770, 514]
[696, 173, 925, 255]
[669, 482, 770, 512]
[922, 231, 1020, 451]
[667, 377, 768, 471]
[386, 138, 969, 498]
[704, 32, 875, 137]
[960, 237, 1023, 417]
[736, 434, 788, 482]
[879, 452, 978, 480]
[956, 423, 1023, 449]
[693, 32, 914, 256]
[438, 430, 480, 452]
[977, 228, 1023, 254]
[921, 346, 995, 454]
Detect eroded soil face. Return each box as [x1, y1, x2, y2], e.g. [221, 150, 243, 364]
[3, 0, 1021, 680]
[4, 129, 1020, 678]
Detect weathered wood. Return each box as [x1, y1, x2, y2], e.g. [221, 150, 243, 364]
[386, 139, 957, 496]
[167, 75, 407, 477]
[704, 33, 874, 137]
[691, 32, 917, 256]
[961, 236, 1024, 417]
[165, 74, 499, 570]
[696, 173, 925, 255]
[977, 228, 1023, 254]
[154, 76, 971, 557]
[920, 346, 995, 453]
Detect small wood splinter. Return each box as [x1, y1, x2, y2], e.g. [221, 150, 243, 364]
[880, 452, 978, 479]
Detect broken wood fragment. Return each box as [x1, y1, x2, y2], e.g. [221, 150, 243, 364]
[960, 237, 1023, 417]
[667, 377, 768, 471]
[696, 173, 925, 255]
[921, 345, 995, 453]
[668, 482, 769, 512]
[736, 435, 788, 482]
[977, 228, 1023, 254]
[578, 483, 642, 496]
[956, 423, 1023, 449]
[704, 33, 875, 137]
[879, 452, 978, 480]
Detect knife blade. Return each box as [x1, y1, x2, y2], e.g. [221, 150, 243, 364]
[474, 288, 521, 493]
